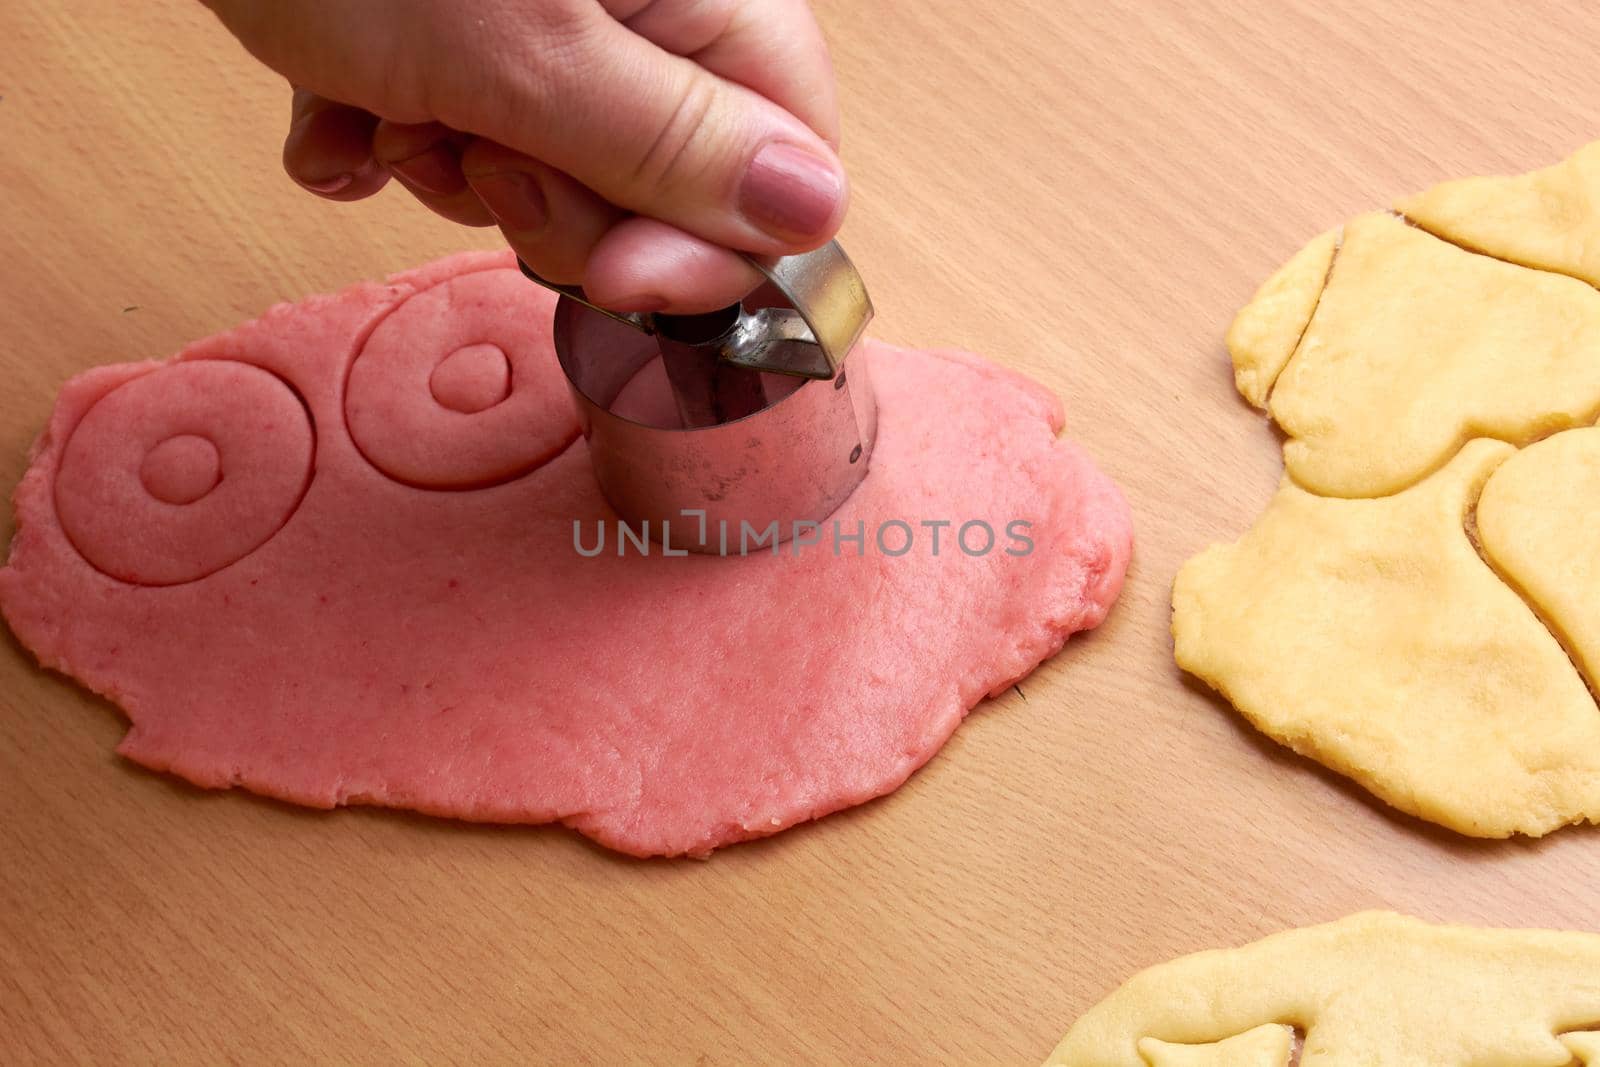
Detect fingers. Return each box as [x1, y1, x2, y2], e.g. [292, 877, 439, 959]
[281, 89, 388, 201]
[371, 121, 495, 227]
[264, 6, 845, 313]
[281, 102, 756, 315]
[584, 217, 765, 314]
[440, 7, 847, 258]
[461, 140, 622, 286]
[606, 0, 840, 147]
[462, 141, 760, 311]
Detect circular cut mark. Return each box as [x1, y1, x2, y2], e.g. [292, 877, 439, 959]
[140, 434, 221, 504]
[55, 360, 314, 586]
[345, 268, 577, 488]
[429, 343, 512, 414]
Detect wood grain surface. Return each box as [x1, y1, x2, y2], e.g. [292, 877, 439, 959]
[4, 2, 1599, 1063]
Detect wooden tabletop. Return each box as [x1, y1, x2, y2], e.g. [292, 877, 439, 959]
[5, 2, 1599, 1063]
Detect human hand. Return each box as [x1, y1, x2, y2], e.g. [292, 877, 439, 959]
[202, 0, 847, 312]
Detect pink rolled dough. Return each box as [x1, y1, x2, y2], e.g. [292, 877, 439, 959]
[0, 252, 1131, 857]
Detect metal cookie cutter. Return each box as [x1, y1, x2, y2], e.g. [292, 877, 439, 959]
[520, 242, 876, 554]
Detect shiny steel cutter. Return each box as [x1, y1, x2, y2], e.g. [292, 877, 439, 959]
[520, 242, 876, 552]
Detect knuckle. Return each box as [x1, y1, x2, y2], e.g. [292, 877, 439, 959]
[627, 75, 723, 199]
[421, 0, 600, 131]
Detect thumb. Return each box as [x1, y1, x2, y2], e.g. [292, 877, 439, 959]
[432, 9, 848, 257]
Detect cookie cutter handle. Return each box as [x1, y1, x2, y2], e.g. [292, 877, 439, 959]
[753, 241, 873, 379]
[517, 240, 872, 380]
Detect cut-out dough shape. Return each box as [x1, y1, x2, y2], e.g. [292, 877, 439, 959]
[0, 251, 1131, 857]
[428, 342, 512, 414]
[1269, 211, 1600, 498]
[140, 433, 222, 505]
[1138, 1023, 1293, 1067]
[1173, 440, 1600, 837]
[1044, 912, 1600, 1067]
[1478, 427, 1600, 690]
[1227, 228, 1337, 409]
[53, 359, 314, 586]
[345, 267, 578, 488]
[1398, 140, 1600, 290]
[1185, 142, 1600, 836]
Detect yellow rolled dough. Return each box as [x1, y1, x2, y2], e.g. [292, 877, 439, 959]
[1568, 1031, 1600, 1063]
[1227, 228, 1339, 409]
[1477, 427, 1600, 689]
[1186, 142, 1600, 835]
[1137, 1024, 1292, 1067]
[1043, 913, 1600, 1067]
[1269, 211, 1600, 498]
[1173, 439, 1600, 837]
[1398, 140, 1600, 289]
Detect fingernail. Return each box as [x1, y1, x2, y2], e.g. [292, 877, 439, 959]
[388, 143, 466, 196]
[605, 294, 670, 313]
[739, 143, 843, 241]
[470, 171, 548, 232]
[298, 173, 353, 195]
